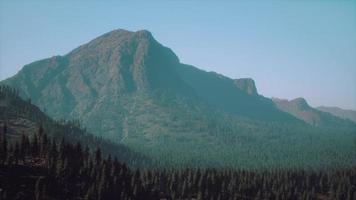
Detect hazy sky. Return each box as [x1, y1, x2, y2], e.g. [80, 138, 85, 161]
[0, 1, 355, 110]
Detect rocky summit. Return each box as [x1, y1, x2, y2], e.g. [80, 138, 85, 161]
[234, 78, 258, 96]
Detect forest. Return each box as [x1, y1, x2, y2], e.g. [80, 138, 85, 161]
[0, 85, 355, 200]
[1, 124, 355, 200]
[0, 85, 152, 168]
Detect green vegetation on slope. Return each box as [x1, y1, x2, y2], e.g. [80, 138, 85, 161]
[1, 125, 355, 200]
[3, 84, 355, 169]
[0, 85, 152, 168]
[1, 29, 356, 169]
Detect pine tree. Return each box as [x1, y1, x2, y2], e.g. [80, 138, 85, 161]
[98, 168, 108, 200]
[85, 184, 97, 200]
[31, 133, 39, 157]
[40, 132, 49, 157]
[48, 139, 58, 173]
[20, 133, 29, 162]
[197, 190, 204, 200]
[14, 141, 20, 164]
[181, 180, 187, 199]
[0, 124, 8, 165]
[34, 177, 44, 200]
[95, 147, 102, 166]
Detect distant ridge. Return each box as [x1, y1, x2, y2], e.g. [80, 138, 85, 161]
[317, 106, 356, 123]
[272, 97, 355, 127]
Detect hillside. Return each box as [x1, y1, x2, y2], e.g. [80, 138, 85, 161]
[1, 29, 356, 168]
[0, 85, 152, 168]
[317, 106, 356, 123]
[272, 97, 355, 128]
[2, 126, 355, 200]
[1, 29, 297, 138]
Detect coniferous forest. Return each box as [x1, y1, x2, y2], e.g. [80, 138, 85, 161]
[1, 125, 356, 200]
[0, 85, 356, 199]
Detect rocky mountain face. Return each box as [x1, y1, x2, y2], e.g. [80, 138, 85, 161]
[3, 30, 188, 138]
[234, 78, 258, 95]
[2, 29, 356, 168]
[317, 106, 356, 123]
[272, 97, 355, 128]
[2, 29, 296, 138]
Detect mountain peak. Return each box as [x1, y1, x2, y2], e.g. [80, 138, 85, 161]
[135, 29, 153, 38]
[105, 28, 133, 35]
[272, 97, 310, 111]
[291, 97, 309, 110]
[65, 29, 181, 93]
[272, 97, 356, 127]
[96, 29, 152, 39]
[234, 78, 258, 95]
[69, 29, 156, 56]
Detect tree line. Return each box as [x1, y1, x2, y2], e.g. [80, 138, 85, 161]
[0, 84, 152, 168]
[1, 124, 355, 200]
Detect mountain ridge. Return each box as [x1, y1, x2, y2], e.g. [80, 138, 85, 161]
[2, 29, 299, 128]
[2, 29, 355, 168]
[272, 97, 355, 127]
[317, 106, 356, 123]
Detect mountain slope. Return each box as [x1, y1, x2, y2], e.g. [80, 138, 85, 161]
[175, 64, 297, 121]
[2, 127, 354, 200]
[2, 29, 296, 127]
[272, 97, 355, 128]
[317, 106, 356, 123]
[0, 85, 152, 168]
[1, 29, 356, 168]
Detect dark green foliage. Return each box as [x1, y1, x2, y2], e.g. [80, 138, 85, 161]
[0, 124, 7, 165]
[0, 84, 152, 168]
[0, 127, 355, 199]
[1, 84, 356, 169]
[0, 87, 355, 198]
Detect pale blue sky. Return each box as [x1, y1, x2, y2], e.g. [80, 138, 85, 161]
[0, 1, 355, 109]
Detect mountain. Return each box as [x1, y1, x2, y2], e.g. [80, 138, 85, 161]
[272, 97, 355, 128]
[1, 29, 294, 126]
[0, 85, 152, 168]
[234, 78, 258, 95]
[2, 29, 356, 168]
[317, 106, 356, 123]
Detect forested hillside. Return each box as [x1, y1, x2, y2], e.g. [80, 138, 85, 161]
[1, 126, 355, 200]
[1, 29, 356, 169]
[1, 84, 356, 169]
[0, 85, 152, 168]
